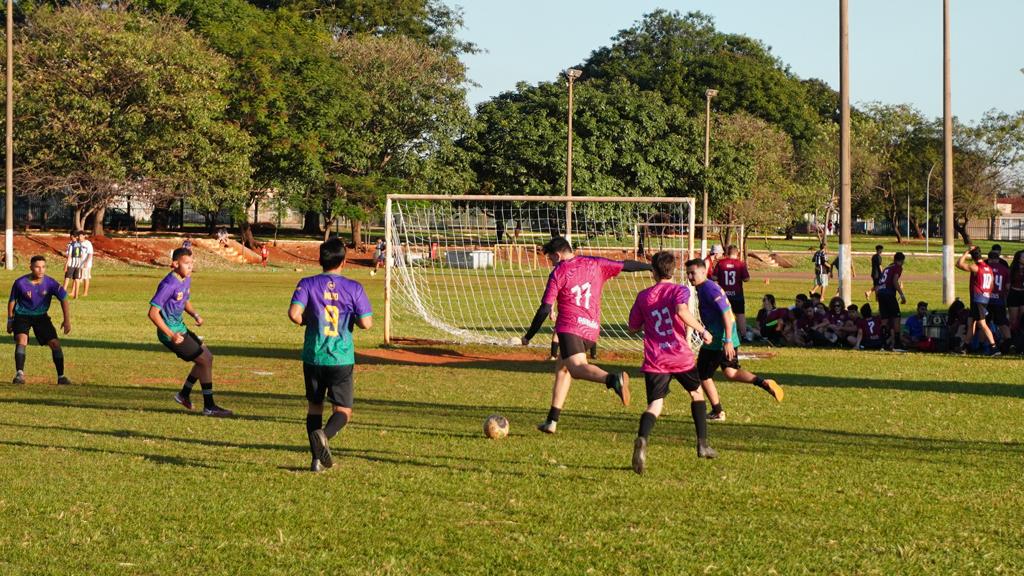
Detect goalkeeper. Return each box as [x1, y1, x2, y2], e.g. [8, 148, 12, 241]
[522, 237, 652, 434]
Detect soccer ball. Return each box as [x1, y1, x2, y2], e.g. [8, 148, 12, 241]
[482, 414, 509, 439]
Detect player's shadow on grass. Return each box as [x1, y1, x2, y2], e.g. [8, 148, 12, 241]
[770, 372, 1024, 399]
[59, 338, 302, 361]
[0, 396, 294, 424]
[0, 438, 217, 468]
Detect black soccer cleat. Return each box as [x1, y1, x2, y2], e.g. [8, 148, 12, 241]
[310, 429, 334, 469]
[12, 371, 25, 385]
[310, 457, 324, 473]
[56, 376, 72, 386]
[611, 372, 631, 406]
[632, 437, 647, 475]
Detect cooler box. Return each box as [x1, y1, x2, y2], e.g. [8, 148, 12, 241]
[446, 250, 495, 269]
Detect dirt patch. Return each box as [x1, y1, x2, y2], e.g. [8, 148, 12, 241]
[359, 338, 629, 366]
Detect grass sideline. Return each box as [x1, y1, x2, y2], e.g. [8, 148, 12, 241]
[0, 267, 1022, 574]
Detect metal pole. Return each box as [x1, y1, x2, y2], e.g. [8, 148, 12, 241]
[565, 69, 580, 242]
[838, 0, 852, 305]
[906, 193, 910, 239]
[942, 0, 955, 305]
[925, 162, 935, 253]
[5, 0, 13, 270]
[702, 90, 716, 259]
[384, 197, 393, 344]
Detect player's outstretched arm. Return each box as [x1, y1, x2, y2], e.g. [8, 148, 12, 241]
[621, 260, 653, 273]
[148, 305, 183, 344]
[522, 303, 552, 344]
[956, 249, 975, 272]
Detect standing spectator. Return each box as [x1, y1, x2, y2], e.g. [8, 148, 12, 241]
[713, 245, 751, 341]
[259, 243, 270, 268]
[704, 244, 724, 278]
[991, 244, 1010, 268]
[79, 231, 94, 297]
[62, 230, 85, 299]
[1008, 250, 1024, 335]
[513, 221, 522, 243]
[371, 238, 386, 277]
[810, 243, 829, 296]
[956, 246, 999, 356]
[875, 252, 907, 351]
[865, 245, 883, 301]
[181, 235, 193, 251]
[903, 302, 935, 352]
[987, 250, 1012, 352]
[495, 218, 505, 244]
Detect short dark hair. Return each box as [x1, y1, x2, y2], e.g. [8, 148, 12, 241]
[651, 251, 675, 281]
[992, 244, 1002, 252]
[795, 293, 808, 302]
[829, 296, 844, 308]
[171, 247, 192, 261]
[684, 258, 705, 269]
[917, 301, 928, 309]
[988, 250, 999, 260]
[810, 292, 822, 300]
[970, 247, 983, 262]
[875, 245, 883, 251]
[726, 244, 739, 256]
[847, 304, 859, 312]
[860, 303, 873, 317]
[319, 237, 346, 269]
[819, 242, 826, 250]
[894, 252, 905, 262]
[542, 237, 573, 256]
[30, 255, 45, 265]
[763, 294, 776, 306]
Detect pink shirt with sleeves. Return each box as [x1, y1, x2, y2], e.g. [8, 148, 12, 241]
[628, 282, 696, 373]
[542, 256, 624, 342]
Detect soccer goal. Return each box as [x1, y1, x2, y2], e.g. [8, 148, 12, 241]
[384, 194, 697, 352]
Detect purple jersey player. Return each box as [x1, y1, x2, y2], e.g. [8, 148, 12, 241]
[7, 255, 72, 385]
[521, 237, 652, 434]
[148, 247, 232, 417]
[289, 238, 373, 472]
[627, 251, 717, 473]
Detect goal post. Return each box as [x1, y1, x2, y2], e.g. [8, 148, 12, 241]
[384, 194, 697, 352]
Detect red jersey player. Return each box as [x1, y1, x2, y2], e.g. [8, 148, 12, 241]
[522, 237, 652, 433]
[713, 245, 750, 341]
[627, 251, 716, 473]
[987, 251, 1012, 349]
[874, 252, 907, 350]
[956, 246, 999, 356]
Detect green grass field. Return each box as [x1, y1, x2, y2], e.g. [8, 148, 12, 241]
[1, 262, 1023, 575]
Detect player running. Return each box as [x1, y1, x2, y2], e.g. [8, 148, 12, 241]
[522, 237, 651, 433]
[628, 251, 717, 474]
[7, 256, 72, 385]
[289, 238, 372, 472]
[874, 252, 907, 351]
[713, 245, 750, 341]
[957, 247, 1000, 356]
[149, 248, 233, 417]
[685, 258, 783, 421]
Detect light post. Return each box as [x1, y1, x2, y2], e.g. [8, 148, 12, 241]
[5, 0, 14, 270]
[702, 88, 718, 259]
[942, 0, 954, 305]
[925, 162, 936, 252]
[838, 0, 852, 305]
[565, 68, 582, 242]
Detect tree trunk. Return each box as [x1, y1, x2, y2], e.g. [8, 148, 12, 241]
[954, 216, 971, 245]
[784, 225, 794, 240]
[351, 219, 363, 249]
[73, 207, 84, 231]
[92, 205, 106, 237]
[323, 215, 332, 242]
[302, 210, 322, 236]
[239, 220, 256, 249]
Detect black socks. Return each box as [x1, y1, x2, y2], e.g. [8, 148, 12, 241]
[200, 382, 215, 409]
[604, 373, 617, 389]
[324, 411, 349, 439]
[14, 345, 25, 372]
[550, 342, 559, 357]
[753, 376, 769, 391]
[51, 348, 64, 377]
[710, 402, 723, 415]
[546, 407, 561, 423]
[306, 414, 323, 454]
[180, 375, 198, 398]
[691, 401, 708, 443]
[638, 412, 657, 439]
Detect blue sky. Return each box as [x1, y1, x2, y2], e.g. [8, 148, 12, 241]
[456, 0, 1024, 123]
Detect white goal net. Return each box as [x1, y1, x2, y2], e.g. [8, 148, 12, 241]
[384, 195, 696, 352]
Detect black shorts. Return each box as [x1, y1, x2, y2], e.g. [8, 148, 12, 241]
[644, 369, 702, 404]
[160, 330, 205, 362]
[877, 292, 901, 319]
[1007, 289, 1024, 308]
[304, 363, 354, 407]
[970, 301, 989, 321]
[988, 302, 1008, 326]
[557, 332, 596, 360]
[862, 338, 885, 350]
[727, 294, 745, 315]
[64, 267, 82, 280]
[11, 314, 58, 345]
[696, 346, 741, 381]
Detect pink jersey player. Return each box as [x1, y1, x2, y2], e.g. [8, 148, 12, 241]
[628, 282, 695, 373]
[542, 256, 624, 342]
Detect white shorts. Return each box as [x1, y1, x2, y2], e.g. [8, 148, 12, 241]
[82, 267, 92, 280]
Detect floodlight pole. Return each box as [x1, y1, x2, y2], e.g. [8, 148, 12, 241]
[565, 68, 581, 243]
[941, 0, 955, 305]
[926, 162, 935, 253]
[837, 0, 852, 305]
[702, 88, 717, 259]
[5, 0, 13, 270]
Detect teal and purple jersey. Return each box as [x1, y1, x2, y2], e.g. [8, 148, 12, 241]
[695, 279, 740, 351]
[291, 273, 372, 366]
[149, 272, 191, 342]
[9, 275, 66, 316]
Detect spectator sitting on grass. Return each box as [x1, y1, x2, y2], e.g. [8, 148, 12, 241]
[841, 304, 862, 347]
[857, 303, 887, 350]
[754, 294, 787, 346]
[903, 301, 935, 352]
